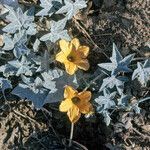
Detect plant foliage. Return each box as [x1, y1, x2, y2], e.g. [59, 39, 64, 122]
[0, 1, 149, 127]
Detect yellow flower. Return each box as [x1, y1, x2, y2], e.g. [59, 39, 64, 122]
[59, 85, 93, 123]
[56, 38, 90, 75]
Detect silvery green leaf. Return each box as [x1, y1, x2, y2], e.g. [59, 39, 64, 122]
[21, 75, 34, 85]
[56, 0, 87, 20]
[12, 83, 49, 109]
[40, 18, 70, 42]
[2, 34, 14, 51]
[95, 89, 116, 111]
[100, 75, 128, 95]
[13, 31, 29, 58]
[132, 59, 150, 86]
[3, 31, 29, 58]
[41, 72, 57, 92]
[0, 78, 12, 93]
[98, 43, 135, 76]
[118, 94, 131, 108]
[8, 56, 33, 76]
[1, 0, 18, 7]
[3, 6, 36, 35]
[26, 23, 36, 35]
[32, 50, 50, 72]
[43, 68, 63, 80]
[36, 0, 62, 17]
[2, 6, 22, 33]
[0, 64, 17, 77]
[111, 43, 123, 64]
[33, 39, 40, 52]
[102, 111, 111, 126]
[44, 71, 78, 103]
[13, 43, 29, 58]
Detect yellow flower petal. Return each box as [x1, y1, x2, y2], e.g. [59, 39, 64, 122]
[76, 59, 90, 71]
[67, 105, 81, 123]
[59, 98, 73, 112]
[64, 61, 78, 75]
[59, 39, 71, 56]
[56, 51, 67, 63]
[79, 103, 93, 114]
[78, 46, 89, 58]
[71, 38, 80, 49]
[77, 91, 92, 114]
[64, 86, 77, 99]
[78, 91, 92, 102]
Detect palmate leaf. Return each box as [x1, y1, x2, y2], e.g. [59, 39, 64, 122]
[56, 0, 87, 20]
[98, 43, 135, 76]
[95, 89, 116, 111]
[2, 31, 29, 58]
[0, 78, 12, 93]
[12, 69, 78, 108]
[44, 70, 78, 104]
[118, 94, 132, 108]
[100, 75, 128, 95]
[102, 110, 111, 126]
[12, 83, 49, 109]
[0, 53, 33, 77]
[32, 50, 51, 72]
[1, 0, 18, 7]
[33, 39, 40, 52]
[132, 59, 150, 86]
[12, 74, 56, 108]
[36, 0, 62, 17]
[2, 6, 36, 35]
[40, 18, 70, 43]
[2, 34, 14, 50]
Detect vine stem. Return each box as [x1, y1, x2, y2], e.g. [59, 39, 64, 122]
[69, 123, 74, 147]
[138, 97, 150, 103]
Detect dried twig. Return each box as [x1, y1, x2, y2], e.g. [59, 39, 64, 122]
[73, 18, 109, 59]
[132, 127, 150, 141]
[13, 109, 41, 126]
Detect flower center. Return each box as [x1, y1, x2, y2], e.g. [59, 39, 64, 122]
[71, 97, 81, 104]
[67, 55, 75, 62]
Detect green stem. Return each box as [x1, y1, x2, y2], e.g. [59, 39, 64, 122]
[69, 123, 74, 147]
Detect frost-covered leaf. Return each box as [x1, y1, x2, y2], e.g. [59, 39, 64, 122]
[11, 69, 72, 108]
[36, 0, 62, 17]
[1, 0, 18, 7]
[0, 78, 12, 93]
[56, 0, 87, 20]
[40, 18, 70, 43]
[102, 110, 111, 126]
[2, 34, 14, 50]
[12, 73, 57, 108]
[0, 64, 17, 77]
[98, 43, 135, 75]
[33, 39, 40, 52]
[3, 6, 36, 35]
[44, 70, 78, 103]
[100, 75, 128, 95]
[3, 31, 29, 58]
[95, 89, 116, 111]
[0, 56, 32, 77]
[32, 50, 51, 72]
[132, 59, 150, 86]
[118, 94, 131, 108]
[12, 83, 49, 109]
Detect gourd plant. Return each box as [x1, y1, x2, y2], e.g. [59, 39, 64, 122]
[0, 0, 150, 128]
